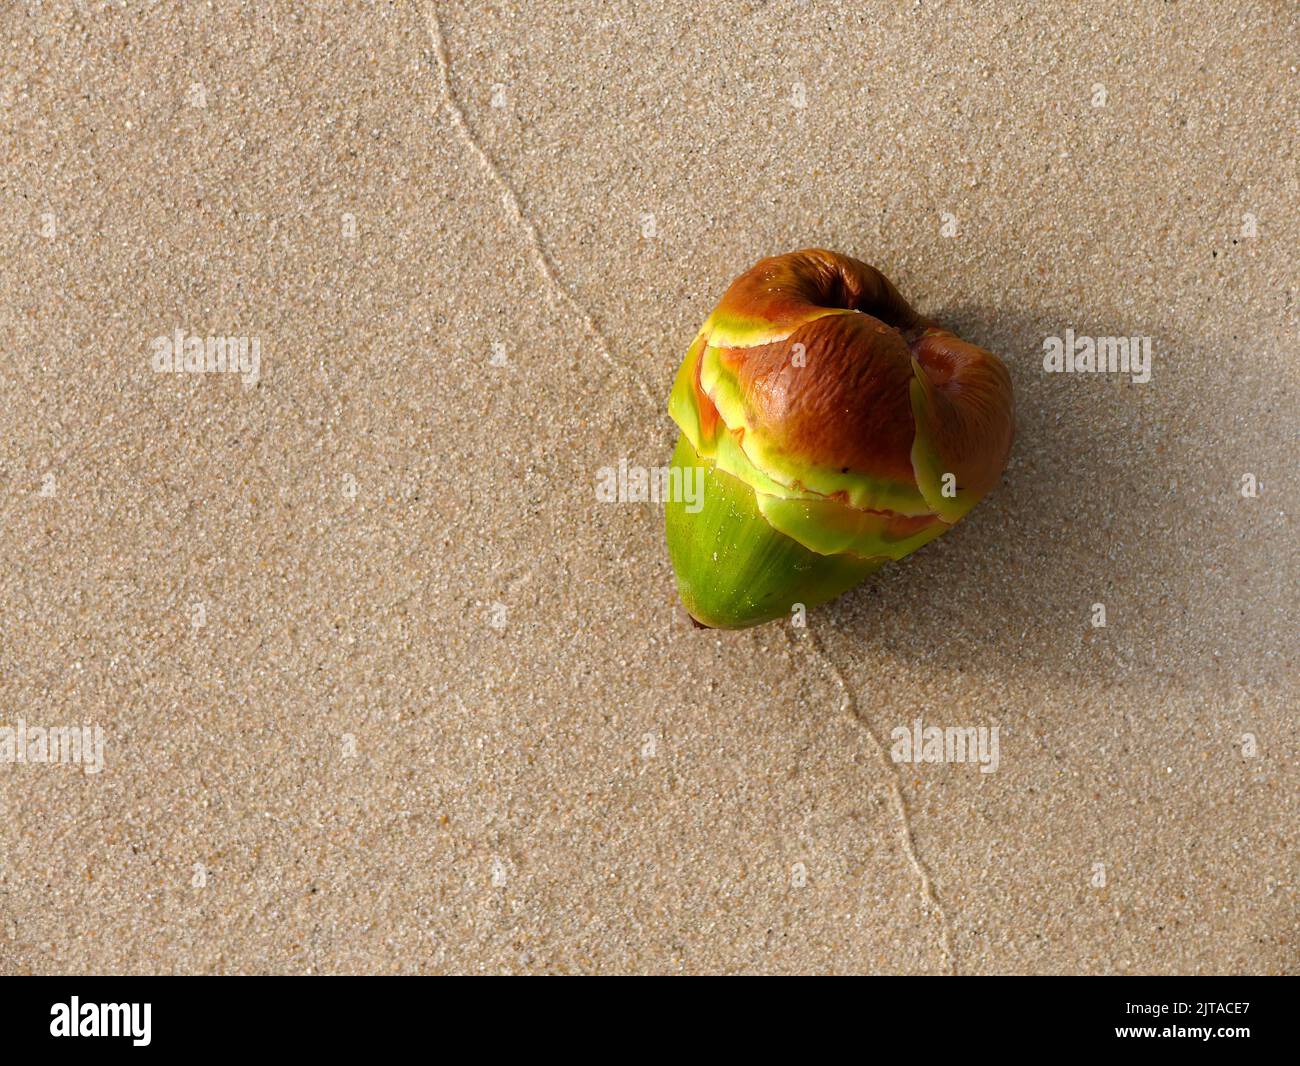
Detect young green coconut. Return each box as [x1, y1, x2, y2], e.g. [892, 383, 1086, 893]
[665, 249, 1015, 629]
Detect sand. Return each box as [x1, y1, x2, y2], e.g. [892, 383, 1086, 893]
[0, 0, 1294, 974]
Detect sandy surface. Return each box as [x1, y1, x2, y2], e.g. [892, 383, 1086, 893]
[0, 1, 1295, 974]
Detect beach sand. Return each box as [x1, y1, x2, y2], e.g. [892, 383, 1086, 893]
[0, 0, 1294, 974]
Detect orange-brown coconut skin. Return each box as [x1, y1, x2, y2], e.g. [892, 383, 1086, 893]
[693, 250, 1014, 506]
[665, 249, 1015, 629]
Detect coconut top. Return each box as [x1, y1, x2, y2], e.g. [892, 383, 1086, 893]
[668, 249, 1015, 559]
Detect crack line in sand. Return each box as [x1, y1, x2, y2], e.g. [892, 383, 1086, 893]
[420, 3, 657, 409]
[804, 629, 958, 975]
